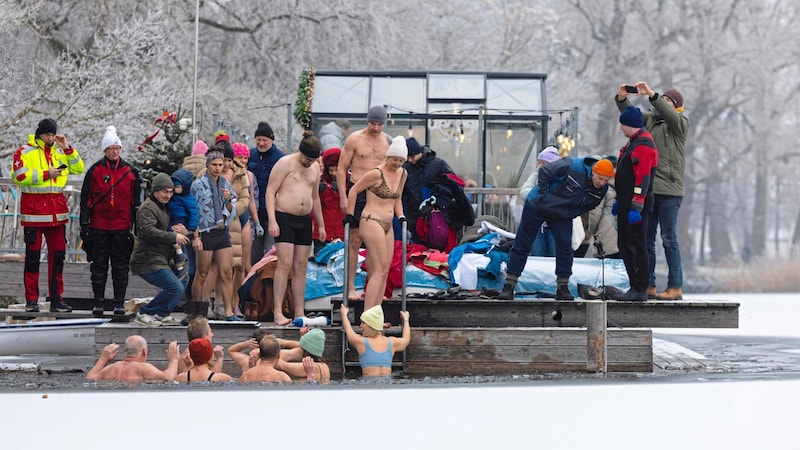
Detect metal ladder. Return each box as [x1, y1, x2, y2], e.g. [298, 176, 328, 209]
[340, 221, 408, 377]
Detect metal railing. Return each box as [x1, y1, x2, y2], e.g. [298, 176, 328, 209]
[464, 187, 521, 233]
[0, 177, 86, 260]
[0, 177, 522, 258]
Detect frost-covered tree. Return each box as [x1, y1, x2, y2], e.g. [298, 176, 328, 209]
[0, 0, 180, 166]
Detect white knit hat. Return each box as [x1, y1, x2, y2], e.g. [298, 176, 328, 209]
[101, 126, 122, 151]
[386, 135, 408, 160]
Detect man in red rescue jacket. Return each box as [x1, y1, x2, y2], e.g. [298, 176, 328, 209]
[80, 126, 142, 317]
[12, 118, 85, 312]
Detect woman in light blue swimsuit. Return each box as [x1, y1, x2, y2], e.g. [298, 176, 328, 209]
[341, 304, 410, 378]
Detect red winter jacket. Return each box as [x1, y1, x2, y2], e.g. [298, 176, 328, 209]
[80, 157, 141, 231]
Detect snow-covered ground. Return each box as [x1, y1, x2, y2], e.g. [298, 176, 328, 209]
[3, 293, 799, 449]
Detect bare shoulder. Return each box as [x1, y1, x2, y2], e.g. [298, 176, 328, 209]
[277, 371, 292, 382]
[213, 372, 234, 382]
[141, 362, 168, 380]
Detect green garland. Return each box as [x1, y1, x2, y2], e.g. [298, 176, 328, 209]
[294, 67, 316, 129]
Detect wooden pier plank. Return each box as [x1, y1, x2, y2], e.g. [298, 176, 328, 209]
[95, 324, 653, 376]
[0, 260, 159, 300]
[333, 298, 739, 329]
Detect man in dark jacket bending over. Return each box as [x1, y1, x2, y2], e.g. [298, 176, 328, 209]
[498, 156, 614, 300]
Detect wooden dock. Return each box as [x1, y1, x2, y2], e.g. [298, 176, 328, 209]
[90, 297, 738, 378]
[0, 260, 740, 378]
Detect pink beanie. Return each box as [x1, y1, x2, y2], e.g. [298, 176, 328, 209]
[232, 142, 249, 158]
[191, 140, 208, 156]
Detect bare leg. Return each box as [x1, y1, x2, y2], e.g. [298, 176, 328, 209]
[240, 222, 253, 275]
[347, 229, 362, 301]
[205, 262, 219, 300]
[272, 241, 294, 325]
[212, 247, 234, 317]
[192, 250, 214, 301]
[360, 220, 391, 310]
[291, 244, 312, 319]
[233, 265, 244, 313]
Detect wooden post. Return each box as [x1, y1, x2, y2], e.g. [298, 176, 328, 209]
[586, 300, 607, 373]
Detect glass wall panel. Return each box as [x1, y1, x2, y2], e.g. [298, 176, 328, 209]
[484, 122, 542, 189]
[371, 77, 426, 114]
[428, 73, 485, 100]
[312, 76, 369, 113]
[486, 78, 543, 112]
[424, 118, 479, 187]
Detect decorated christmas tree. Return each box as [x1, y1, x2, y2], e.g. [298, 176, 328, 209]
[131, 106, 193, 183]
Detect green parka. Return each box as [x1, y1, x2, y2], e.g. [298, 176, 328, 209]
[616, 94, 688, 197]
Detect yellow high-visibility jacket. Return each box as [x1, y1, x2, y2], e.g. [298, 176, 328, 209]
[11, 135, 85, 226]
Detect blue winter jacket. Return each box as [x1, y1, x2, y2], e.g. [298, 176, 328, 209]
[248, 144, 285, 212]
[529, 157, 608, 220]
[167, 168, 199, 231]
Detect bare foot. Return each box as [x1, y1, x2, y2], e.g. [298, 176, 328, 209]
[273, 314, 291, 326]
[383, 322, 391, 329]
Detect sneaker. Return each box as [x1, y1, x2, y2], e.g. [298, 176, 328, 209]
[224, 314, 244, 322]
[232, 305, 244, 318]
[156, 315, 182, 326]
[49, 299, 73, 313]
[135, 313, 162, 327]
[212, 300, 226, 320]
[25, 301, 40, 313]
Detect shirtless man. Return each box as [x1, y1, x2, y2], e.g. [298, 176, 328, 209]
[266, 130, 325, 325]
[337, 106, 392, 301]
[86, 335, 180, 384]
[239, 335, 292, 383]
[178, 317, 224, 373]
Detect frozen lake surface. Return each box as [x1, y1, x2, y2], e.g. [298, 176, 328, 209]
[2, 293, 799, 449]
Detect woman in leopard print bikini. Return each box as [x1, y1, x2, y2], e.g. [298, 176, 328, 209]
[344, 136, 408, 311]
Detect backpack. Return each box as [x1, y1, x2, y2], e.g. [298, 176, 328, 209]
[426, 209, 450, 251]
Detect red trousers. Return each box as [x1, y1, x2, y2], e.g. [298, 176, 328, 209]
[23, 225, 66, 302]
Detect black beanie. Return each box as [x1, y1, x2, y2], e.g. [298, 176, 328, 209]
[255, 121, 274, 139]
[35, 118, 57, 138]
[406, 137, 423, 156]
[217, 140, 235, 160]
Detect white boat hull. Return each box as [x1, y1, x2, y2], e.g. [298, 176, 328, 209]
[0, 318, 110, 356]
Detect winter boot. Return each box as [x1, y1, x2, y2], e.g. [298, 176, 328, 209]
[497, 283, 515, 300]
[615, 288, 647, 302]
[180, 300, 197, 326]
[555, 284, 574, 301]
[655, 287, 683, 300]
[92, 298, 105, 317]
[196, 300, 210, 319]
[113, 299, 126, 315]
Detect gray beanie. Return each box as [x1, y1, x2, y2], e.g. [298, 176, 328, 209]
[367, 105, 387, 124]
[151, 173, 173, 192]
